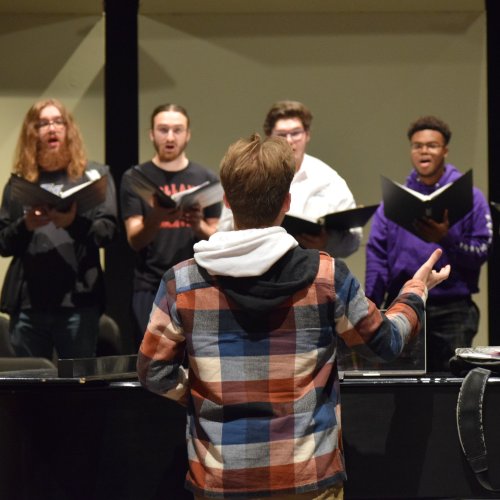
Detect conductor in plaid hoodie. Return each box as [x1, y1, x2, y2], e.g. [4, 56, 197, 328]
[137, 134, 450, 499]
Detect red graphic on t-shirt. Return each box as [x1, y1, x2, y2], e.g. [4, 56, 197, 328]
[159, 183, 193, 229]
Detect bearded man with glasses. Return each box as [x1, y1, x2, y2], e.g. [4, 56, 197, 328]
[366, 115, 492, 372]
[0, 98, 118, 359]
[217, 100, 362, 258]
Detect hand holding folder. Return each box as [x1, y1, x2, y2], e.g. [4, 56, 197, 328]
[126, 165, 223, 210]
[10, 172, 108, 214]
[381, 170, 473, 240]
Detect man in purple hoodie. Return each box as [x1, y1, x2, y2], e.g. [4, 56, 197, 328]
[366, 115, 492, 372]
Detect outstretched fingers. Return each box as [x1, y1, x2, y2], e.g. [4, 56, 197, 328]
[413, 248, 451, 291]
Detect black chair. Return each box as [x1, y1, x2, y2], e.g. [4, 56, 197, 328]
[0, 313, 122, 359]
[96, 314, 122, 356]
[0, 315, 58, 372]
[0, 315, 15, 357]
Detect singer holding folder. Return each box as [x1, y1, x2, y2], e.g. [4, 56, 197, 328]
[120, 104, 221, 347]
[217, 101, 362, 258]
[365, 116, 492, 372]
[0, 99, 118, 359]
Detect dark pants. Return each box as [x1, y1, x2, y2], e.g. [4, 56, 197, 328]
[425, 297, 479, 372]
[9, 307, 100, 360]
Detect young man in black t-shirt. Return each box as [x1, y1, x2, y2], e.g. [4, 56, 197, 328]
[120, 104, 221, 346]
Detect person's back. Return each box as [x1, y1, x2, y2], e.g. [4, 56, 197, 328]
[138, 134, 449, 499]
[159, 245, 343, 495]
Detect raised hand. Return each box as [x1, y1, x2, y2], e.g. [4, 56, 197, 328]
[412, 248, 450, 291]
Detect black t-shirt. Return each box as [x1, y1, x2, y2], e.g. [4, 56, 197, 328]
[120, 160, 222, 292]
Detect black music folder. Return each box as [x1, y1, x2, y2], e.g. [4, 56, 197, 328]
[282, 204, 379, 236]
[381, 170, 473, 238]
[127, 165, 222, 209]
[10, 173, 107, 214]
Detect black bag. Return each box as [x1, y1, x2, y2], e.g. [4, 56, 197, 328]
[452, 347, 500, 492]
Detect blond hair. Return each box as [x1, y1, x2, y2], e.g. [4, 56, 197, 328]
[220, 134, 295, 228]
[13, 98, 87, 182]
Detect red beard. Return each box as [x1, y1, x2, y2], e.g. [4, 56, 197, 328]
[37, 144, 72, 172]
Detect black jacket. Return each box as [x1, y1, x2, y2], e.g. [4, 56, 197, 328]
[0, 162, 118, 314]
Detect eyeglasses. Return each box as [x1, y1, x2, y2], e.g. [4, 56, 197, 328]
[410, 142, 445, 152]
[273, 129, 306, 141]
[36, 117, 66, 130]
[156, 126, 187, 136]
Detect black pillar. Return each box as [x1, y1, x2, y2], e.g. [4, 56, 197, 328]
[103, 0, 139, 353]
[486, 0, 500, 345]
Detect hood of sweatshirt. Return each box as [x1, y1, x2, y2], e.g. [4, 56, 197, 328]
[193, 227, 320, 313]
[406, 163, 462, 194]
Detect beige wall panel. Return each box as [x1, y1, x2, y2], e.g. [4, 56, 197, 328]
[0, 13, 105, 316]
[0, 8, 488, 345]
[139, 11, 488, 344]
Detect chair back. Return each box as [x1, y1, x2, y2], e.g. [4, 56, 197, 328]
[0, 316, 15, 357]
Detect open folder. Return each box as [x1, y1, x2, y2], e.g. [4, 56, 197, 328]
[126, 165, 223, 209]
[282, 204, 379, 236]
[381, 170, 473, 238]
[9, 172, 108, 214]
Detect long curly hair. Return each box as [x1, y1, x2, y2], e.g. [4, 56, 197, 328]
[13, 98, 87, 182]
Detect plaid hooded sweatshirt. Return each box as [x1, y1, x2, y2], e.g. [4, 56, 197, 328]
[137, 226, 426, 498]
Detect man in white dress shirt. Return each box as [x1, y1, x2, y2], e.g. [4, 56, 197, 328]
[218, 100, 361, 257]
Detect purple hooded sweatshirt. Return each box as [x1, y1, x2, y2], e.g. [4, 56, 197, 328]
[365, 164, 492, 307]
